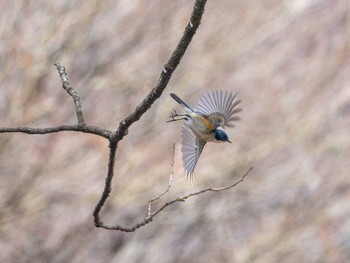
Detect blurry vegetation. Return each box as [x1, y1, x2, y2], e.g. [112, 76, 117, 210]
[0, 0, 350, 262]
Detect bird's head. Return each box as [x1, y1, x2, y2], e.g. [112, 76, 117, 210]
[214, 129, 231, 143]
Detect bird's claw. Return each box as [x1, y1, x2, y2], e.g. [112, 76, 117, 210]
[167, 110, 178, 123]
[167, 110, 187, 123]
[169, 110, 179, 119]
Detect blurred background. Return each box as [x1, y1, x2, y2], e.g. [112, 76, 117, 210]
[0, 0, 349, 262]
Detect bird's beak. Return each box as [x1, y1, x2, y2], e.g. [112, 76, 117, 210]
[227, 140, 232, 143]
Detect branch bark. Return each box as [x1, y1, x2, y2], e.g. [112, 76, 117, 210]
[0, 125, 111, 138]
[54, 63, 86, 126]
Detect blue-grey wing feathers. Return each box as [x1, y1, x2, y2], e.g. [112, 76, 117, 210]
[181, 125, 206, 183]
[194, 90, 241, 129]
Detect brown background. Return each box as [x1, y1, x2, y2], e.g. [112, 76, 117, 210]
[0, 0, 349, 262]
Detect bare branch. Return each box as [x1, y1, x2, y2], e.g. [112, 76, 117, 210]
[54, 62, 86, 126]
[149, 167, 253, 219]
[148, 143, 175, 217]
[93, 0, 209, 230]
[93, 140, 117, 227]
[0, 0, 251, 233]
[0, 125, 111, 139]
[113, 0, 208, 142]
[0, 64, 111, 139]
[95, 167, 253, 232]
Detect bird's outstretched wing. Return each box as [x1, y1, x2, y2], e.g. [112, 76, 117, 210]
[194, 90, 241, 129]
[181, 125, 206, 183]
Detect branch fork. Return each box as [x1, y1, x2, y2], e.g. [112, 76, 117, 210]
[0, 0, 252, 232]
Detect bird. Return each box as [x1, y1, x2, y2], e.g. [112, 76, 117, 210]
[168, 90, 241, 182]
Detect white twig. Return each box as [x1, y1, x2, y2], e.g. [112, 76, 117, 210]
[148, 143, 175, 217]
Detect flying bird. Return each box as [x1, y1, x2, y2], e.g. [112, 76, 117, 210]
[168, 90, 241, 182]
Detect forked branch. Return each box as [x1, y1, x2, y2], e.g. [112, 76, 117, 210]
[94, 148, 252, 232]
[0, 0, 252, 232]
[93, 0, 209, 230]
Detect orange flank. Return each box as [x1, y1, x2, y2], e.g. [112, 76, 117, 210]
[200, 115, 214, 131]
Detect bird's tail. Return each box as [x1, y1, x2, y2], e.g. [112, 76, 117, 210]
[170, 93, 193, 112]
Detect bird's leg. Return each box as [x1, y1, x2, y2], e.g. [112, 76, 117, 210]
[167, 110, 188, 123]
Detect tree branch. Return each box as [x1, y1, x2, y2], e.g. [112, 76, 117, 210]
[0, 125, 111, 139]
[93, 140, 118, 227]
[55, 62, 86, 126]
[113, 0, 208, 142]
[148, 143, 175, 217]
[93, 0, 209, 230]
[150, 167, 253, 219]
[0, 0, 252, 233]
[0, 62, 110, 138]
[96, 167, 253, 232]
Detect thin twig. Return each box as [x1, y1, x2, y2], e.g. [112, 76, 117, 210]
[148, 143, 175, 217]
[150, 167, 253, 219]
[0, 64, 111, 139]
[54, 62, 86, 126]
[96, 167, 253, 232]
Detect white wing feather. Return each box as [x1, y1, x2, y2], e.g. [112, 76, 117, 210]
[181, 125, 206, 183]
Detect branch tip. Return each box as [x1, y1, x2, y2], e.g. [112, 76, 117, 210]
[54, 62, 86, 126]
